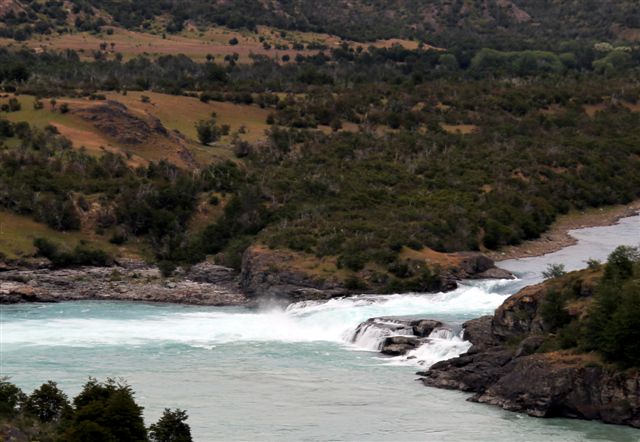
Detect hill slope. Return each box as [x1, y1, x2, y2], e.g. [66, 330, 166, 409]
[2, 0, 639, 47]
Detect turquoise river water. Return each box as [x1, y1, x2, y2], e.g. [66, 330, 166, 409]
[1, 214, 639, 441]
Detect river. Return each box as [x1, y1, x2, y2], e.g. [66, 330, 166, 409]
[1, 214, 639, 441]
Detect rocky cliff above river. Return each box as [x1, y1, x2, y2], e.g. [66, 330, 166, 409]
[419, 279, 640, 428]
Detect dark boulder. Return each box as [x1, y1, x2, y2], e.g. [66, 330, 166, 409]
[381, 335, 423, 356]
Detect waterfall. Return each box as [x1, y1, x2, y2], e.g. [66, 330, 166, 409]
[394, 328, 472, 368]
[344, 318, 414, 351]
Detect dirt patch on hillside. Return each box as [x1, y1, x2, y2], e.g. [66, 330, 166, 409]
[51, 123, 148, 168]
[74, 100, 167, 145]
[0, 0, 22, 16]
[73, 100, 196, 167]
[440, 123, 478, 134]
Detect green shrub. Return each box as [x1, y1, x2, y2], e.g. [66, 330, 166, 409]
[33, 238, 113, 268]
[541, 290, 572, 331]
[24, 381, 71, 423]
[542, 263, 566, 279]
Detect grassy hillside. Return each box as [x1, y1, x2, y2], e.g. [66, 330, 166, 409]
[0, 210, 138, 260]
[3, 0, 639, 49]
[1, 0, 639, 280]
[38, 0, 640, 47]
[0, 92, 270, 167]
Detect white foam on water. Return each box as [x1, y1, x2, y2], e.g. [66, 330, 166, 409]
[344, 318, 414, 351]
[383, 328, 472, 368]
[2, 281, 510, 350]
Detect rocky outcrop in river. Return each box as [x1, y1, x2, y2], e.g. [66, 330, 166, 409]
[348, 316, 445, 354]
[419, 284, 640, 428]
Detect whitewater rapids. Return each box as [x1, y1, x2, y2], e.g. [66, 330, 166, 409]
[3, 279, 513, 368]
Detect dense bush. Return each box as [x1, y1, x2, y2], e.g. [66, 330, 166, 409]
[34, 238, 113, 268]
[535, 247, 640, 367]
[0, 378, 192, 441]
[149, 409, 193, 442]
[583, 246, 640, 366]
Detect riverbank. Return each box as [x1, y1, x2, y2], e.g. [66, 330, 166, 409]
[487, 200, 640, 261]
[0, 261, 248, 306]
[0, 247, 512, 305]
[419, 268, 640, 428]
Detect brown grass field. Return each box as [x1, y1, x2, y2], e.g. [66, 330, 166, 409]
[0, 22, 431, 63]
[440, 123, 479, 135]
[3, 25, 324, 63]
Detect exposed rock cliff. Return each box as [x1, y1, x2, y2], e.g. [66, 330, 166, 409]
[419, 282, 640, 428]
[0, 261, 246, 306]
[240, 246, 348, 302]
[240, 245, 512, 302]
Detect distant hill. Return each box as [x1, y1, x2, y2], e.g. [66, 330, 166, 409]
[2, 0, 640, 47]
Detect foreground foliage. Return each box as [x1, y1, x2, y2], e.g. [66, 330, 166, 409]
[0, 378, 192, 442]
[539, 246, 640, 367]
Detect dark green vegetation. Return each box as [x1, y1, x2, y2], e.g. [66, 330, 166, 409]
[0, 378, 192, 442]
[539, 246, 640, 367]
[250, 97, 640, 264]
[4, 0, 639, 47]
[2, 56, 640, 275]
[1, 1, 640, 281]
[0, 121, 243, 271]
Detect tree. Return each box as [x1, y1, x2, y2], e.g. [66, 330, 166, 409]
[604, 282, 640, 366]
[25, 381, 71, 422]
[604, 246, 640, 280]
[8, 98, 21, 112]
[149, 408, 193, 442]
[540, 290, 571, 331]
[0, 378, 26, 418]
[228, 37, 239, 45]
[438, 53, 459, 70]
[65, 379, 147, 442]
[195, 117, 222, 145]
[195, 120, 214, 145]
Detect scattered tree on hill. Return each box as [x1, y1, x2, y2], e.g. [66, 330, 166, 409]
[542, 263, 566, 279]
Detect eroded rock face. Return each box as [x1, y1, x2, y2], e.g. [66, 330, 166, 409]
[474, 355, 640, 427]
[0, 261, 246, 306]
[420, 348, 514, 392]
[74, 101, 163, 145]
[461, 316, 499, 352]
[492, 282, 546, 340]
[451, 253, 514, 280]
[381, 335, 423, 356]
[240, 245, 513, 302]
[419, 282, 640, 428]
[240, 246, 347, 302]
